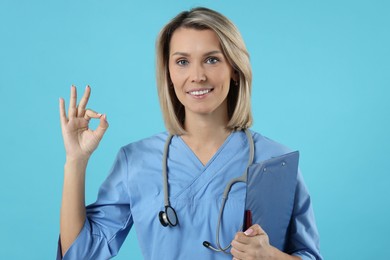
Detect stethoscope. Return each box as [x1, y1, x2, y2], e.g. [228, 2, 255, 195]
[158, 129, 255, 254]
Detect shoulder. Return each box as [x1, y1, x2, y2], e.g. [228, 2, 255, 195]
[122, 132, 169, 149]
[248, 129, 294, 162]
[120, 132, 169, 159]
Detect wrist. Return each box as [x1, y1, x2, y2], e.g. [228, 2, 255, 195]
[269, 245, 279, 260]
[65, 152, 90, 162]
[65, 156, 89, 169]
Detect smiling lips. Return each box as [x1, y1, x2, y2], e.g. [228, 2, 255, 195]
[187, 88, 214, 98]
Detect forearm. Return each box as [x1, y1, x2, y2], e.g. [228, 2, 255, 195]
[60, 157, 88, 256]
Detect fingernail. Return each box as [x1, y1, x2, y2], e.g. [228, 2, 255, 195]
[97, 113, 102, 117]
[244, 228, 253, 236]
[103, 114, 107, 120]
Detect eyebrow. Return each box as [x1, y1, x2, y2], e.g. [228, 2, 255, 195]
[171, 50, 223, 57]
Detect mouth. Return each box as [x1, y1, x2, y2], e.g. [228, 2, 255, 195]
[187, 88, 214, 97]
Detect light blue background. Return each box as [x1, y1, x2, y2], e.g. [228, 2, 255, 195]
[0, 0, 389, 259]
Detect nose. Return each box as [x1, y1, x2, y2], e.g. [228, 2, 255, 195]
[190, 63, 206, 83]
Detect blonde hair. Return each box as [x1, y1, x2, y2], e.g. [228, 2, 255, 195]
[156, 7, 252, 135]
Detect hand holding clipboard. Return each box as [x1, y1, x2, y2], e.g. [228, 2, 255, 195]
[243, 151, 299, 250]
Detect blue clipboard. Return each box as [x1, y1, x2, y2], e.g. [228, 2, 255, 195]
[244, 151, 299, 250]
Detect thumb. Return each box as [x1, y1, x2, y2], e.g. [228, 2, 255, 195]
[244, 224, 266, 237]
[95, 114, 109, 139]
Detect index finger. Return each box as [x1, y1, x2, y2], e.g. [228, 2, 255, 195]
[68, 85, 77, 118]
[244, 224, 267, 237]
[233, 224, 267, 244]
[59, 97, 68, 126]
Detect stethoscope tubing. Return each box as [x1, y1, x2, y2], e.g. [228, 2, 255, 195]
[161, 129, 255, 254]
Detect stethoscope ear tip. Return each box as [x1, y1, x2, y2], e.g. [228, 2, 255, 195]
[203, 241, 211, 248]
[203, 241, 228, 253]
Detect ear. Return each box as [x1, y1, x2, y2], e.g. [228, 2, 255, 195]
[232, 70, 239, 82]
[231, 70, 239, 86]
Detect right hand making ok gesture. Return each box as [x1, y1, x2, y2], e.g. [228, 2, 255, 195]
[59, 85, 109, 161]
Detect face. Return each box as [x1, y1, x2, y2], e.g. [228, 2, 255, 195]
[168, 27, 236, 120]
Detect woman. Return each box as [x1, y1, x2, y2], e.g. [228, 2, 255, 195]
[58, 7, 322, 260]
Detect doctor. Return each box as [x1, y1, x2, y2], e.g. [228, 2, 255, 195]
[58, 7, 322, 260]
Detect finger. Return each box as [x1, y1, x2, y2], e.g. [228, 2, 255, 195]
[94, 114, 109, 139]
[77, 85, 91, 116]
[68, 85, 77, 118]
[84, 109, 102, 122]
[231, 239, 248, 252]
[59, 98, 68, 126]
[230, 246, 246, 260]
[245, 224, 266, 237]
[234, 232, 252, 244]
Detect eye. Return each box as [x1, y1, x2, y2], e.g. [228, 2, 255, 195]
[205, 57, 220, 64]
[176, 59, 189, 66]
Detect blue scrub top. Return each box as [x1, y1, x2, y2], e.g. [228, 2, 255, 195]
[57, 130, 322, 259]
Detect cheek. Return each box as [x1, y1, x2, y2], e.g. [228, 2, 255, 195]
[214, 67, 233, 84]
[215, 72, 233, 88]
[171, 78, 185, 98]
[170, 76, 182, 92]
[169, 67, 184, 86]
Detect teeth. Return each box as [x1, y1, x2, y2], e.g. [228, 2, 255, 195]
[189, 89, 211, 96]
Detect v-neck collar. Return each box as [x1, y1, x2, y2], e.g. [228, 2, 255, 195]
[177, 131, 235, 169]
[169, 130, 250, 201]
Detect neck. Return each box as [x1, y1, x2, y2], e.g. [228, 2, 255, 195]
[180, 106, 232, 165]
[182, 110, 230, 148]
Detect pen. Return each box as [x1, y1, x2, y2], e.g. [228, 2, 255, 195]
[244, 209, 252, 230]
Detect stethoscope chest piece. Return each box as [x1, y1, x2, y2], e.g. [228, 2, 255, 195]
[159, 205, 178, 227]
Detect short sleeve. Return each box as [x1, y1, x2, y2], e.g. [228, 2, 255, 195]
[57, 148, 133, 259]
[287, 170, 322, 260]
